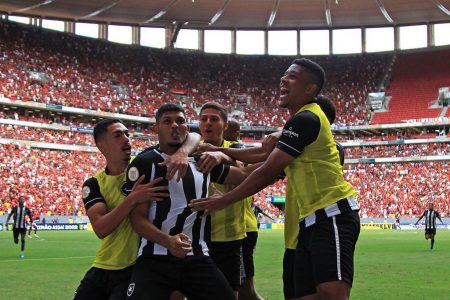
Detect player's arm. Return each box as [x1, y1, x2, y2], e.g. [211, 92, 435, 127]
[437, 212, 444, 224]
[130, 203, 192, 258]
[196, 131, 281, 164]
[190, 111, 319, 213]
[196, 150, 237, 173]
[159, 132, 201, 181]
[84, 175, 168, 239]
[26, 209, 33, 223]
[414, 211, 425, 225]
[5, 209, 14, 224]
[256, 206, 274, 220]
[192, 149, 294, 212]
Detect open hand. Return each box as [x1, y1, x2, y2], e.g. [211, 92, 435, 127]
[131, 176, 169, 204]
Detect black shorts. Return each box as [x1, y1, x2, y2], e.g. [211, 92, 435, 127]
[126, 256, 235, 300]
[282, 248, 296, 300]
[13, 228, 26, 241]
[425, 228, 436, 235]
[209, 239, 243, 291]
[73, 266, 133, 300]
[241, 231, 258, 278]
[295, 210, 360, 298]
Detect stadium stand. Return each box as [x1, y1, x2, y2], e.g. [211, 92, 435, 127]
[371, 49, 450, 124]
[0, 20, 449, 220]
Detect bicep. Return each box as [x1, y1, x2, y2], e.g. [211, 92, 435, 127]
[130, 203, 149, 227]
[86, 202, 108, 228]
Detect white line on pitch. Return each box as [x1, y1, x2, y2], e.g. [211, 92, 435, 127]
[0, 256, 95, 263]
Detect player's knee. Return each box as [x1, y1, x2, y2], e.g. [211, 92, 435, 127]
[14, 239, 19, 244]
[316, 281, 350, 300]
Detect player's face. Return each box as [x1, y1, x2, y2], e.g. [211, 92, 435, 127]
[224, 125, 240, 142]
[100, 122, 131, 163]
[279, 64, 316, 111]
[157, 111, 189, 149]
[199, 108, 227, 146]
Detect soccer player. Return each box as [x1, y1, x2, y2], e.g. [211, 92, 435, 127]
[196, 95, 344, 300]
[197, 103, 247, 298]
[190, 58, 360, 300]
[28, 219, 39, 238]
[414, 202, 444, 250]
[224, 119, 264, 300]
[5, 196, 32, 258]
[74, 118, 199, 300]
[125, 103, 259, 300]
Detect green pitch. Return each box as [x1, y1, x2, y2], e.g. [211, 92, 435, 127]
[1, 229, 449, 299]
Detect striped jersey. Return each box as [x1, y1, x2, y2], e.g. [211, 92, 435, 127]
[125, 148, 230, 258]
[9, 205, 32, 229]
[420, 209, 441, 230]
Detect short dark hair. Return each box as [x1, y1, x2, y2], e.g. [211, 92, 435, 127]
[155, 103, 186, 123]
[316, 95, 336, 124]
[227, 119, 240, 130]
[292, 58, 326, 95]
[200, 102, 228, 121]
[93, 119, 122, 143]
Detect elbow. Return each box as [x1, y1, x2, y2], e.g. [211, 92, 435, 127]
[93, 229, 108, 239]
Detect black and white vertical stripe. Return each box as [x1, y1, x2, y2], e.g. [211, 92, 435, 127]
[134, 150, 224, 258]
[13, 206, 28, 229]
[424, 209, 439, 230]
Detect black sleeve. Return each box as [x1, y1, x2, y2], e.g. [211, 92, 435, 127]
[336, 142, 345, 166]
[82, 177, 106, 211]
[26, 208, 32, 220]
[210, 164, 230, 184]
[125, 154, 156, 195]
[276, 111, 320, 158]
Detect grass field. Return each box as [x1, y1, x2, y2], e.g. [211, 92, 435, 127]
[1, 229, 449, 300]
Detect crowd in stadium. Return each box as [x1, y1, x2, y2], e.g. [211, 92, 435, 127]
[0, 20, 390, 127]
[1, 140, 448, 220]
[345, 143, 449, 158]
[1, 20, 449, 221]
[345, 162, 449, 218]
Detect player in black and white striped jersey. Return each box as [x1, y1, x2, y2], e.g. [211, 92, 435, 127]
[5, 196, 32, 258]
[125, 103, 259, 300]
[415, 203, 444, 250]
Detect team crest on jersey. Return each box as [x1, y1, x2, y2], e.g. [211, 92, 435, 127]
[82, 186, 90, 199]
[128, 167, 139, 181]
[127, 283, 135, 296]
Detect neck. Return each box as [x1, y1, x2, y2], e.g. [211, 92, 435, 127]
[208, 138, 223, 147]
[106, 160, 128, 175]
[159, 144, 179, 155]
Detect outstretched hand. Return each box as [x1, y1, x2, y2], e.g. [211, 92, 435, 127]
[194, 143, 219, 154]
[189, 185, 229, 216]
[131, 176, 169, 204]
[196, 152, 223, 173]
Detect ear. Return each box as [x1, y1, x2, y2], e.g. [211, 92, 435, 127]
[223, 121, 228, 131]
[96, 141, 106, 154]
[305, 83, 319, 97]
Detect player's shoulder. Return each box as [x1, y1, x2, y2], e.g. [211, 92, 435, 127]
[83, 176, 99, 187]
[133, 147, 161, 163]
[290, 110, 320, 124]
